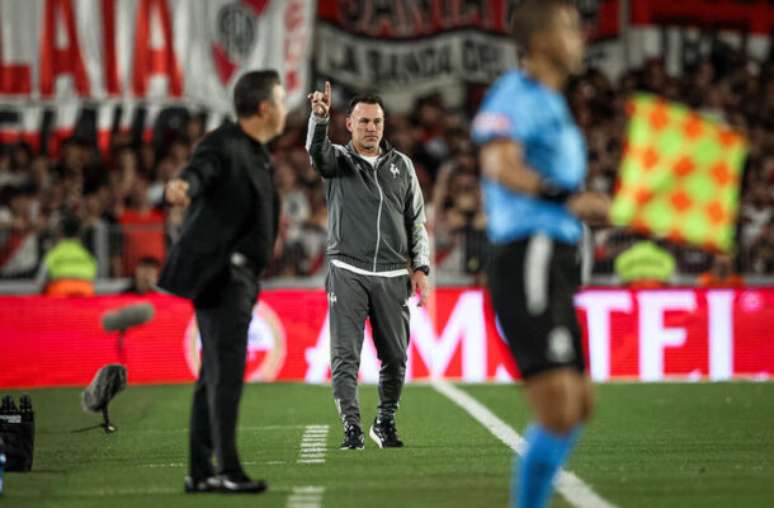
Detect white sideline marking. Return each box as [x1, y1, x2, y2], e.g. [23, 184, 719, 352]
[432, 380, 617, 508]
[131, 424, 308, 434]
[297, 424, 330, 465]
[286, 485, 325, 508]
[25, 487, 181, 497]
[140, 459, 288, 469]
[12, 485, 298, 499]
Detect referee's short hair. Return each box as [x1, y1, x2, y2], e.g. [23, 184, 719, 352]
[346, 95, 385, 117]
[510, 0, 576, 50]
[233, 69, 281, 118]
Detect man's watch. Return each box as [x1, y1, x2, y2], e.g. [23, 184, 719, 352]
[413, 265, 430, 276]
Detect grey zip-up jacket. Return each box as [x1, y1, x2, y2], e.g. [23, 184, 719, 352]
[305, 114, 430, 273]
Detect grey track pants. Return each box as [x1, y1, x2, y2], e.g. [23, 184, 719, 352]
[327, 263, 411, 427]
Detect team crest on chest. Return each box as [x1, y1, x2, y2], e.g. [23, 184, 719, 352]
[390, 163, 399, 178]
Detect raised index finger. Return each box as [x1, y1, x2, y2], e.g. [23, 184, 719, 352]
[324, 81, 331, 101]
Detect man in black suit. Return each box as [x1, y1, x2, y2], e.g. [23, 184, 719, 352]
[158, 70, 286, 494]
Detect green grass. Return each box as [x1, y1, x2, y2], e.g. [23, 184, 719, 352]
[1, 382, 773, 507]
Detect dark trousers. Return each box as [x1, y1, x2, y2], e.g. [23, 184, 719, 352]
[327, 264, 411, 427]
[189, 264, 258, 479]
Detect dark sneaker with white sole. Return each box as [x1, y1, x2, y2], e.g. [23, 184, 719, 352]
[369, 417, 404, 448]
[210, 473, 268, 494]
[184, 475, 217, 493]
[340, 424, 365, 450]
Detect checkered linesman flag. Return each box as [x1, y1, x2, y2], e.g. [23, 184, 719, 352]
[611, 94, 748, 253]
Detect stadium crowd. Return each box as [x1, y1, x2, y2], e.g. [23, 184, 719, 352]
[0, 53, 772, 285]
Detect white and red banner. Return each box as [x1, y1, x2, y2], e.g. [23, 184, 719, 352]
[314, 0, 773, 111]
[313, 0, 626, 110]
[0, 0, 314, 146]
[1, 287, 772, 388]
[631, 0, 774, 33]
[315, 0, 527, 111]
[625, 0, 774, 76]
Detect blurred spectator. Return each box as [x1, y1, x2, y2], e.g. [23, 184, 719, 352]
[118, 177, 165, 277]
[431, 162, 487, 274]
[81, 186, 122, 277]
[139, 141, 157, 176]
[614, 239, 676, 288]
[411, 95, 450, 177]
[0, 144, 32, 189]
[37, 215, 96, 297]
[295, 189, 328, 276]
[697, 254, 744, 288]
[276, 160, 310, 233]
[749, 224, 774, 274]
[740, 186, 771, 249]
[676, 247, 713, 275]
[10, 142, 33, 172]
[123, 256, 161, 295]
[272, 184, 327, 278]
[56, 138, 86, 173]
[148, 155, 181, 207]
[30, 155, 53, 195]
[1, 146, 14, 181]
[185, 116, 205, 144]
[431, 164, 464, 273]
[167, 136, 191, 168]
[0, 185, 44, 278]
[109, 146, 139, 216]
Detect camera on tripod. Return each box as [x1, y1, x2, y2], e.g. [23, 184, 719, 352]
[0, 394, 35, 472]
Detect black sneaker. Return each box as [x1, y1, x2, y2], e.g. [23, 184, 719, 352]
[369, 417, 404, 448]
[210, 473, 268, 494]
[340, 424, 365, 450]
[183, 475, 216, 494]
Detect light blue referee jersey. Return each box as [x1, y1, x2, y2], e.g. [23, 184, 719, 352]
[472, 69, 587, 245]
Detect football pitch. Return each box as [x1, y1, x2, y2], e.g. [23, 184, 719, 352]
[2, 382, 772, 508]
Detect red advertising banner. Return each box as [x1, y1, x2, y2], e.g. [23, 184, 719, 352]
[1, 288, 773, 388]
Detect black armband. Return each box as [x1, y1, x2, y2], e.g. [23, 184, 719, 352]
[538, 180, 573, 204]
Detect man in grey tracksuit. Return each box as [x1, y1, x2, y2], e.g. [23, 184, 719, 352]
[306, 82, 430, 450]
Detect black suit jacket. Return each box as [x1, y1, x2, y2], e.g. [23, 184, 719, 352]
[158, 121, 279, 300]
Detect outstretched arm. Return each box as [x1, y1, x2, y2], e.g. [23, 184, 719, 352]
[167, 148, 224, 206]
[305, 81, 339, 178]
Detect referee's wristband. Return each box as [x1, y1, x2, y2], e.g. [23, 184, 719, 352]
[538, 180, 573, 204]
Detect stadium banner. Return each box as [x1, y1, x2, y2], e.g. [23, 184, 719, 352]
[1, 287, 773, 388]
[0, 0, 314, 147]
[625, 0, 773, 75]
[631, 0, 774, 34]
[313, 0, 621, 111]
